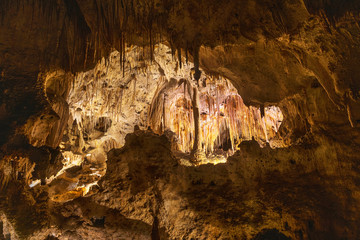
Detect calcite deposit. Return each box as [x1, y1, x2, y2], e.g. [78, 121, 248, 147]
[0, 0, 360, 239]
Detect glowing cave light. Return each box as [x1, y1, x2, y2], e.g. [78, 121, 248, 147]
[44, 43, 283, 203]
[149, 75, 283, 162]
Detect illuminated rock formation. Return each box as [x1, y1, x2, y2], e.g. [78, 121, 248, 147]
[58, 44, 283, 175]
[0, 0, 360, 239]
[150, 76, 283, 156]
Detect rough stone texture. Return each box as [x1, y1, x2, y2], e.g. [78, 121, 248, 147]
[28, 198, 160, 240]
[44, 71, 73, 149]
[0, 0, 360, 239]
[24, 109, 60, 148]
[90, 130, 360, 239]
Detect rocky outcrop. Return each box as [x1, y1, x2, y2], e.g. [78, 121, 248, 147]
[90, 130, 360, 239]
[44, 71, 73, 149]
[23, 109, 60, 148]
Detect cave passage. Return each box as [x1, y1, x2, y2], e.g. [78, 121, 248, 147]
[61, 43, 283, 169]
[36, 44, 284, 203]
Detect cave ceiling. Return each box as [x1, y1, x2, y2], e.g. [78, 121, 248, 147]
[0, 0, 359, 105]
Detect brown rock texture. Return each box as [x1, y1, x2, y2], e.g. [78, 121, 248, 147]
[91, 130, 360, 239]
[0, 0, 359, 239]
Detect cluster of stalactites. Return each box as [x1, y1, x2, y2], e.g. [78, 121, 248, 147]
[68, 49, 142, 132]
[151, 77, 283, 155]
[0, 155, 34, 190]
[0, 0, 175, 72]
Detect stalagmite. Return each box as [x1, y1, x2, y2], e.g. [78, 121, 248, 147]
[191, 45, 202, 158]
[192, 86, 201, 155]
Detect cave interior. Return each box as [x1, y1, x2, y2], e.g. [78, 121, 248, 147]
[0, 0, 360, 239]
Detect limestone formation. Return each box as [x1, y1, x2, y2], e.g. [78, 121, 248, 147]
[0, 0, 360, 239]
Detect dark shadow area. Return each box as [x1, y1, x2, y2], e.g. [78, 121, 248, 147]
[253, 228, 291, 240]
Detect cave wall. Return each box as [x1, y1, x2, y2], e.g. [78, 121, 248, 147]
[89, 130, 360, 239]
[0, 0, 360, 239]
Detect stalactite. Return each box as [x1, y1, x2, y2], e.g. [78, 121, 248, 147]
[162, 93, 167, 132]
[170, 41, 175, 59]
[178, 47, 182, 69]
[72, 38, 76, 72]
[94, 33, 98, 63]
[83, 40, 89, 69]
[118, 87, 123, 118]
[183, 82, 187, 106]
[216, 83, 220, 145]
[154, 73, 283, 155]
[260, 104, 265, 118]
[150, 29, 153, 62]
[132, 77, 137, 104]
[193, 45, 201, 84]
[64, 41, 285, 172]
[119, 33, 123, 72]
[122, 35, 126, 77]
[146, 74, 149, 90]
